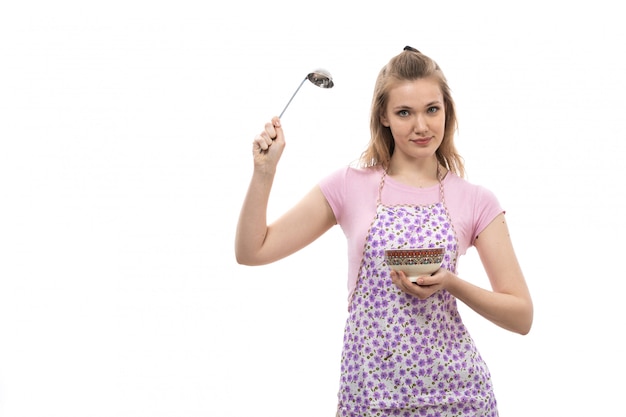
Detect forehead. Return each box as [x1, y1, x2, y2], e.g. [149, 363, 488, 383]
[387, 77, 443, 106]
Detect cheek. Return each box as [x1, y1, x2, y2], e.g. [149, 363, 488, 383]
[390, 123, 412, 139]
[436, 114, 447, 131]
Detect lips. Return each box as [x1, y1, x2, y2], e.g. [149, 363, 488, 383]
[410, 137, 431, 145]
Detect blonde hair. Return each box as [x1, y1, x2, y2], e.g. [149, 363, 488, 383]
[359, 47, 465, 178]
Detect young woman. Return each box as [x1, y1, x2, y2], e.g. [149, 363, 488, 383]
[236, 46, 533, 417]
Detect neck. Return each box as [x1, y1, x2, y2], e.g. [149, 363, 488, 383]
[387, 157, 441, 188]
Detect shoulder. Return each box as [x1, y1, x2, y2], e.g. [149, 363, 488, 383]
[444, 172, 503, 225]
[319, 165, 382, 222]
[444, 172, 499, 202]
[320, 165, 382, 189]
[445, 172, 504, 245]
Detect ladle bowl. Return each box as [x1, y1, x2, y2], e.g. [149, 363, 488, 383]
[307, 69, 334, 88]
[279, 68, 334, 117]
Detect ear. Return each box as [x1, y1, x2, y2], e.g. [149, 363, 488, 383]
[380, 113, 390, 127]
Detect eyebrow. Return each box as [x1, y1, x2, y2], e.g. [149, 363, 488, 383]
[392, 100, 443, 110]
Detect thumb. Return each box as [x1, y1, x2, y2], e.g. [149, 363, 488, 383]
[272, 116, 284, 142]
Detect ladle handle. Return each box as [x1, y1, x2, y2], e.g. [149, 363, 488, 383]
[279, 77, 307, 118]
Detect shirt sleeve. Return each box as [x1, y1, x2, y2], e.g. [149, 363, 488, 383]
[471, 184, 505, 244]
[318, 166, 349, 224]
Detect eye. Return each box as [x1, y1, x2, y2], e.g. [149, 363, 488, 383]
[427, 106, 440, 114]
[398, 110, 410, 117]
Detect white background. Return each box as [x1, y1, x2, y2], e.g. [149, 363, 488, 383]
[1, 1, 624, 416]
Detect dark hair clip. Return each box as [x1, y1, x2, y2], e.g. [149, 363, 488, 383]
[404, 46, 420, 53]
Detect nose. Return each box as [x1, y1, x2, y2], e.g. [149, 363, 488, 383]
[413, 114, 428, 134]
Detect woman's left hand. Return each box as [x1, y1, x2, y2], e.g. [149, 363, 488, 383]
[390, 268, 453, 299]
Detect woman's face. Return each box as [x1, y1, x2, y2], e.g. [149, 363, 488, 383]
[380, 77, 445, 162]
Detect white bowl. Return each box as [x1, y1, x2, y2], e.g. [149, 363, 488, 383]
[385, 247, 445, 282]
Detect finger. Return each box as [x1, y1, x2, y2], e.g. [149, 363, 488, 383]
[390, 270, 404, 285]
[272, 116, 281, 132]
[397, 271, 413, 290]
[415, 268, 442, 285]
[270, 117, 284, 144]
[253, 134, 272, 151]
[264, 123, 275, 140]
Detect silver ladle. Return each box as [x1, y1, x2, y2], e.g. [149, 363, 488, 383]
[279, 68, 334, 118]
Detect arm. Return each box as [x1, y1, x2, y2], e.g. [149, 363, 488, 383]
[391, 213, 533, 335]
[463, 213, 533, 334]
[235, 117, 336, 266]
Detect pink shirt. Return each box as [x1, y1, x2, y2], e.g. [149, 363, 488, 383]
[319, 166, 504, 300]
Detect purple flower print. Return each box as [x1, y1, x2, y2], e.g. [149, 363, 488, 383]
[337, 201, 497, 416]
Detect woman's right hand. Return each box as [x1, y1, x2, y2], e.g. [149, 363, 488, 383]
[252, 116, 285, 174]
[236, 116, 335, 266]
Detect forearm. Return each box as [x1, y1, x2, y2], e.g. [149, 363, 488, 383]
[235, 170, 275, 265]
[447, 275, 533, 335]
